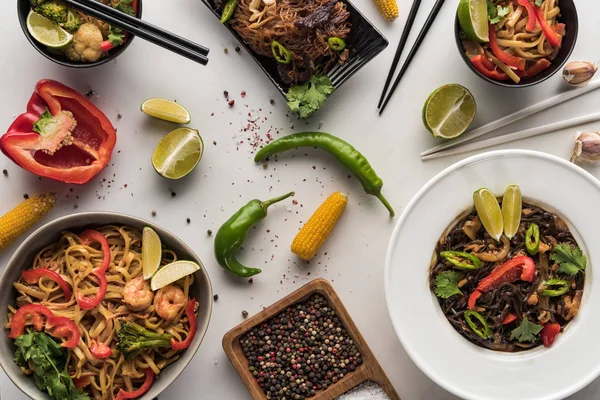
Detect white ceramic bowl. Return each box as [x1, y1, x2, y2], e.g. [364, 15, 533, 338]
[385, 150, 599, 400]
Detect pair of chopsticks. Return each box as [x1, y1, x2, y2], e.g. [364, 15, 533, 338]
[421, 79, 600, 160]
[60, 0, 209, 65]
[378, 0, 446, 115]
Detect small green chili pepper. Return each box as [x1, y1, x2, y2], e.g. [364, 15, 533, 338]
[254, 132, 395, 217]
[220, 0, 238, 23]
[214, 192, 294, 277]
[271, 41, 292, 64]
[327, 37, 346, 51]
[525, 223, 540, 255]
[464, 311, 491, 339]
[542, 279, 570, 297]
[440, 251, 483, 270]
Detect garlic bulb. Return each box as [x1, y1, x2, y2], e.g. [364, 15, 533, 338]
[571, 131, 600, 164]
[563, 61, 598, 87]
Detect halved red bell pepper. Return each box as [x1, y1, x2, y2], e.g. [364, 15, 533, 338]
[471, 55, 510, 81]
[468, 256, 536, 310]
[501, 313, 518, 325]
[9, 304, 80, 348]
[46, 315, 80, 348]
[534, 4, 563, 47]
[0, 80, 116, 184]
[489, 25, 526, 70]
[517, 0, 536, 32]
[115, 368, 155, 400]
[170, 298, 198, 351]
[90, 340, 112, 359]
[541, 322, 561, 347]
[76, 230, 110, 310]
[22, 268, 72, 300]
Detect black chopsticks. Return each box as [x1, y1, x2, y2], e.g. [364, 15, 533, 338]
[378, 0, 446, 115]
[60, 0, 210, 65]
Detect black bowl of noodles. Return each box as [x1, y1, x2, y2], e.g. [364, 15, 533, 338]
[0, 212, 213, 400]
[454, 0, 578, 87]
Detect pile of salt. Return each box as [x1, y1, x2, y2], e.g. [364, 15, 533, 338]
[335, 381, 391, 400]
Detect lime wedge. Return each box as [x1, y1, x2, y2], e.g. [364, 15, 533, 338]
[142, 227, 162, 280]
[26, 11, 73, 49]
[150, 260, 201, 291]
[473, 188, 503, 241]
[141, 98, 191, 124]
[457, 0, 489, 43]
[423, 84, 476, 140]
[502, 185, 522, 239]
[152, 128, 203, 179]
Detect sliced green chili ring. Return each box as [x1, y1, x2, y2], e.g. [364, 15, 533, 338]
[542, 278, 570, 297]
[440, 251, 483, 270]
[220, 0, 238, 23]
[464, 311, 491, 339]
[271, 41, 292, 64]
[525, 223, 540, 255]
[327, 37, 346, 51]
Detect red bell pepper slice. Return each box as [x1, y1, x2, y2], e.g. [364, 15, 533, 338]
[115, 368, 155, 400]
[534, 4, 562, 47]
[520, 58, 551, 79]
[46, 316, 80, 348]
[22, 268, 72, 300]
[471, 55, 510, 81]
[489, 25, 526, 70]
[541, 322, 561, 347]
[0, 80, 116, 184]
[76, 230, 110, 310]
[170, 298, 198, 351]
[9, 304, 80, 348]
[501, 313, 517, 325]
[517, 0, 537, 32]
[73, 377, 91, 389]
[90, 340, 112, 359]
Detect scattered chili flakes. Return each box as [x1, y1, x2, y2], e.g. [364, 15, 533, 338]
[292, 199, 298, 205]
[248, 278, 253, 284]
[228, 100, 235, 107]
[241, 91, 246, 98]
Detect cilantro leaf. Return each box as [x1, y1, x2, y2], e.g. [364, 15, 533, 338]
[115, 0, 136, 16]
[286, 74, 335, 119]
[487, 0, 510, 24]
[434, 271, 462, 299]
[108, 25, 126, 47]
[510, 318, 543, 343]
[535, 0, 544, 6]
[551, 243, 587, 275]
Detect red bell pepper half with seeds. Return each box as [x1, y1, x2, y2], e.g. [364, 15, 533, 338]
[0, 80, 116, 184]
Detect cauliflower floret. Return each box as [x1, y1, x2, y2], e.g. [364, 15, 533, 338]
[65, 23, 104, 63]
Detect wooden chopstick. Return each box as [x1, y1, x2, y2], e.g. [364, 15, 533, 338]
[377, 0, 422, 109]
[61, 0, 209, 65]
[378, 0, 446, 115]
[420, 79, 600, 158]
[421, 112, 600, 160]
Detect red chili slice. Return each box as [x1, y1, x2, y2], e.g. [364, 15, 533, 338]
[9, 304, 53, 338]
[541, 323, 561, 347]
[77, 230, 110, 310]
[501, 313, 518, 325]
[170, 298, 198, 351]
[489, 25, 526, 70]
[22, 268, 72, 300]
[534, 4, 563, 47]
[115, 368, 155, 399]
[90, 340, 112, 359]
[517, 0, 537, 32]
[471, 55, 510, 81]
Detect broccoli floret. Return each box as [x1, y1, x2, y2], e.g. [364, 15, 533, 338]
[62, 8, 81, 32]
[32, 1, 68, 25]
[117, 322, 173, 360]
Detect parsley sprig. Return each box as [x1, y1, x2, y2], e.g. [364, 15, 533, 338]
[510, 318, 543, 343]
[551, 243, 587, 276]
[286, 74, 335, 119]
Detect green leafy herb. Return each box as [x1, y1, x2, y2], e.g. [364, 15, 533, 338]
[14, 331, 89, 400]
[535, 0, 544, 6]
[551, 243, 587, 275]
[510, 318, 543, 343]
[434, 271, 462, 299]
[487, 0, 510, 24]
[108, 25, 126, 47]
[286, 74, 335, 119]
[115, 0, 135, 15]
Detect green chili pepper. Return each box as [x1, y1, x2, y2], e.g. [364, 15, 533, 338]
[440, 251, 483, 270]
[542, 279, 570, 297]
[525, 223, 540, 255]
[214, 192, 294, 277]
[220, 0, 238, 23]
[254, 132, 395, 217]
[327, 37, 346, 51]
[464, 311, 491, 339]
[271, 41, 292, 64]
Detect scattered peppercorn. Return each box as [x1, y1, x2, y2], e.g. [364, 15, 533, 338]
[117, 113, 123, 119]
[224, 48, 229, 54]
[2, 169, 7, 176]
[224, 90, 229, 98]
[214, 294, 219, 301]
[186, 218, 191, 224]
[151, 210, 157, 216]
[207, 229, 213, 236]
[228, 100, 235, 107]
[242, 310, 249, 318]
[86, 89, 95, 97]
[235, 46, 241, 53]
[171, 191, 177, 197]
[213, 141, 217, 146]
[270, 99, 275, 105]
[23, 193, 29, 199]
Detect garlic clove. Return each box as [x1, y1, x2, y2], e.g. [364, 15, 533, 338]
[563, 61, 598, 87]
[571, 131, 600, 164]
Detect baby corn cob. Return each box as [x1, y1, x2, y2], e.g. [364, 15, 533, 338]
[374, 0, 399, 21]
[291, 192, 348, 261]
[0, 192, 56, 252]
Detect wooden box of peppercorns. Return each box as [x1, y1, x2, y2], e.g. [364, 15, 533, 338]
[222, 278, 400, 400]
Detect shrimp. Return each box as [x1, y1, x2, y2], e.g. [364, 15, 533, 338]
[153, 285, 187, 322]
[123, 276, 153, 311]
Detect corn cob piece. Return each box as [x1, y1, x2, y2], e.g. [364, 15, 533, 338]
[0, 192, 56, 252]
[291, 192, 348, 261]
[374, 0, 399, 21]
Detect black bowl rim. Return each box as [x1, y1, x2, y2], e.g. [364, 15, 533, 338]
[453, 0, 578, 88]
[17, 0, 143, 68]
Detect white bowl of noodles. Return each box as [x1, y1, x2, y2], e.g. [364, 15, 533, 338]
[0, 212, 213, 400]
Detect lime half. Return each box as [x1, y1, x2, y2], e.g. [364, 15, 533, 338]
[423, 84, 476, 140]
[502, 185, 522, 239]
[152, 128, 203, 179]
[473, 188, 503, 242]
[26, 11, 73, 49]
[151, 260, 201, 291]
[457, 0, 489, 43]
[141, 98, 191, 124]
[142, 227, 162, 280]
